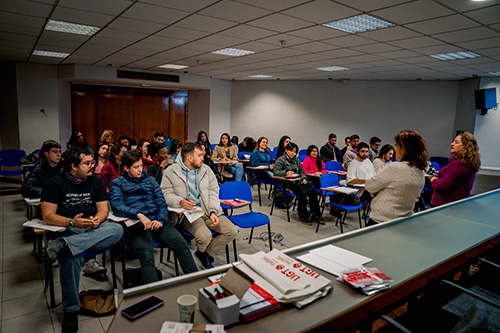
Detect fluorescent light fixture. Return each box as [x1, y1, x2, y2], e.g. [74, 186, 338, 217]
[323, 14, 394, 33]
[490, 72, 500, 76]
[32, 50, 69, 58]
[429, 51, 482, 61]
[212, 48, 255, 57]
[316, 66, 349, 72]
[45, 19, 100, 36]
[158, 64, 189, 70]
[249, 74, 272, 78]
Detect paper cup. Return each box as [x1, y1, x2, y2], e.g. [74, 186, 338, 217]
[177, 294, 197, 323]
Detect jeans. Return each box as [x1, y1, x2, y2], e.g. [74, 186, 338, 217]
[225, 163, 244, 181]
[124, 222, 198, 284]
[44, 221, 123, 312]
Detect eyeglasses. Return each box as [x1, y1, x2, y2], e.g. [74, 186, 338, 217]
[80, 160, 95, 167]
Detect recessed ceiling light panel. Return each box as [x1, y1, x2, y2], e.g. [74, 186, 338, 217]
[212, 48, 255, 57]
[45, 19, 100, 36]
[323, 14, 395, 33]
[429, 51, 482, 61]
[32, 50, 69, 58]
[490, 72, 500, 76]
[316, 66, 349, 72]
[158, 64, 189, 69]
[249, 74, 272, 78]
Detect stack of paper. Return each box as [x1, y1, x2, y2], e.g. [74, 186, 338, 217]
[239, 284, 281, 322]
[23, 219, 66, 232]
[168, 206, 204, 223]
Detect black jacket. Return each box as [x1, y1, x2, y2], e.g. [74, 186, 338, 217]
[319, 143, 343, 163]
[22, 162, 62, 198]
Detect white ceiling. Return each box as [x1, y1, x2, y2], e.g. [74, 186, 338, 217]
[1, 0, 500, 81]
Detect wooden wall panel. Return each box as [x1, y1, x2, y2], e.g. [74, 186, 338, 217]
[96, 93, 134, 144]
[72, 91, 97, 151]
[134, 95, 170, 142]
[170, 96, 187, 143]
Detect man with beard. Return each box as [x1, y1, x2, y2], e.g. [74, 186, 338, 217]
[346, 142, 375, 186]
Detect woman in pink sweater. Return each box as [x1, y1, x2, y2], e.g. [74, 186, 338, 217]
[302, 145, 326, 175]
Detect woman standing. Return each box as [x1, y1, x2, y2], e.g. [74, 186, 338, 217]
[365, 130, 428, 225]
[430, 132, 480, 206]
[274, 142, 321, 225]
[212, 133, 244, 181]
[372, 144, 394, 173]
[93, 142, 109, 175]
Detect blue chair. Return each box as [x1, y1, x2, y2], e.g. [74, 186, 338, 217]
[272, 146, 278, 152]
[220, 181, 272, 259]
[211, 144, 217, 151]
[238, 151, 249, 160]
[0, 149, 26, 177]
[163, 138, 173, 149]
[431, 161, 440, 172]
[299, 149, 307, 156]
[430, 156, 449, 170]
[269, 177, 297, 222]
[298, 155, 306, 162]
[318, 173, 363, 233]
[270, 150, 277, 160]
[325, 161, 343, 172]
[249, 169, 273, 206]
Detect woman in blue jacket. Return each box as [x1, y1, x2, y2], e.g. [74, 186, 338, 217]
[110, 151, 198, 284]
[250, 136, 274, 184]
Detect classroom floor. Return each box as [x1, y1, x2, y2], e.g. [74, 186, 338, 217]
[1, 174, 499, 333]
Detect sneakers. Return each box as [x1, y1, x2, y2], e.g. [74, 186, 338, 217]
[46, 239, 68, 263]
[62, 311, 78, 333]
[195, 250, 214, 269]
[298, 218, 312, 226]
[83, 259, 107, 275]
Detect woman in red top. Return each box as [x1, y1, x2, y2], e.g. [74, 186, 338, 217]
[100, 143, 127, 190]
[430, 132, 481, 206]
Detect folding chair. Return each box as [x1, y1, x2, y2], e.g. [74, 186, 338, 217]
[269, 177, 297, 222]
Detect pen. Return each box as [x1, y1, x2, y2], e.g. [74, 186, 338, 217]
[203, 287, 218, 303]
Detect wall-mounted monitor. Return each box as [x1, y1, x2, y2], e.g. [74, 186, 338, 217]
[475, 87, 497, 115]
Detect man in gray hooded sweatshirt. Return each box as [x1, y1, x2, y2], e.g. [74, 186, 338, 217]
[161, 142, 238, 268]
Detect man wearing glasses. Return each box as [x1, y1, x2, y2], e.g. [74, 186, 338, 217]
[41, 147, 123, 333]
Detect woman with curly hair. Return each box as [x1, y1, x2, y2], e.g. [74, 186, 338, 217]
[430, 132, 481, 206]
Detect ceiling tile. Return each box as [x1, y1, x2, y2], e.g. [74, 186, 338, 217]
[155, 26, 211, 40]
[198, 34, 249, 47]
[220, 24, 277, 40]
[51, 7, 114, 26]
[0, 31, 37, 43]
[372, 0, 454, 25]
[58, 0, 132, 15]
[287, 25, 348, 40]
[322, 35, 376, 47]
[412, 44, 464, 55]
[376, 49, 422, 59]
[199, 0, 272, 23]
[266, 47, 309, 57]
[122, 3, 190, 24]
[107, 17, 165, 33]
[437, 0, 500, 12]
[233, 41, 279, 52]
[0, 22, 42, 36]
[456, 37, 500, 51]
[175, 14, 237, 33]
[318, 48, 364, 58]
[246, 13, 313, 33]
[258, 33, 311, 47]
[140, 0, 219, 12]
[95, 28, 148, 42]
[432, 27, 499, 44]
[350, 42, 400, 54]
[359, 26, 422, 42]
[332, 0, 414, 12]
[0, 12, 45, 28]
[405, 14, 480, 35]
[463, 4, 500, 25]
[291, 41, 338, 53]
[479, 47, 500, 56]
[233, 0, 308, 12]
[386, 36, 443, 49]
[0, 0, 52, 17]
[281, 0, 360, 24]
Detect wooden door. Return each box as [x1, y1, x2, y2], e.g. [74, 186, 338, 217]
[72, 91, 97, 151]
[96, 93, 134, 144]
[133, 95, 170, 142]
[170, 96, 187, 142]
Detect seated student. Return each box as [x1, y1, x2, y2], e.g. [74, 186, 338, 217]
[231, 136, 239, 154]
[100, 130, 114, 146]
[161, 143, 238, 269]
[22, 140, 63, 200]
[365, 130, 428, 225]
[167, 139, 182, 165]
[147, 143, 169, 185]
[197, 130, 213, 158]
[320, 133, 343, 163]
[199, 143, 222, 183]
[153, 131, 165, 144]
[343, 134, 360, 169]
[302, 145, 326, 189]
[250, 136, 274, 184]
[369, 137, 381, 160]
[238, 137, 256, 153]
[276, 135, 291, 159]
[136, 138, 154, 170]
[118, 134, 131, 151]
[346, 142, 375, 186]
[274, 142, 321, 225]
[100, 143, 127, 190]
[66, 130, 93, 157]
[372, 144, 394, 173]
[211, 133, 244, 181]
[93, 142, 109, 175]
[109, 151, 198, 283]
[340, 136, 351, 158]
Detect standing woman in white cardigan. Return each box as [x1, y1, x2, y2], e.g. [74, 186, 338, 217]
[211, 133, 244, 181]
[365, 130, 429, 225]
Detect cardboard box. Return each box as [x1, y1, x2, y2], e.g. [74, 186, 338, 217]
[199, 267, 254, 326]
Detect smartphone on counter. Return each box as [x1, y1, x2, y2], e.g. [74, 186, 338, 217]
[121, 296, 164, 321]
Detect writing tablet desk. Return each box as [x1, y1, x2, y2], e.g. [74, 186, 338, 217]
[108, 189, 500, 332]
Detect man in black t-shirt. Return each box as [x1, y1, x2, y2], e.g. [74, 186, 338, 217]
[41, 147, 122, 333]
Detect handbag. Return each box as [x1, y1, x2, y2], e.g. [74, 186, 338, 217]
[78, 289, 116, 316]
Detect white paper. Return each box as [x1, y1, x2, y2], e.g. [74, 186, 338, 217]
[323, 186, 359, 195]
[159, 321, 225, 333]
[296, 253, 350, 277]
[107, 212, 129, 222]
[23, 219, 66, 232]
[252, 165, 268, 169]
[169, 206, 204, 223]
[24, 198, 41, 205]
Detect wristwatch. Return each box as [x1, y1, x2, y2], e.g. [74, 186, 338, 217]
[67, 219, 74, 228]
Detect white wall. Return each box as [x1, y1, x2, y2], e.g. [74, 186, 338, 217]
[231, 80, 459, 156]
[16, 63, 70, 153]
[474, 77, 500, 172]
[209, 79, 231, 144]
